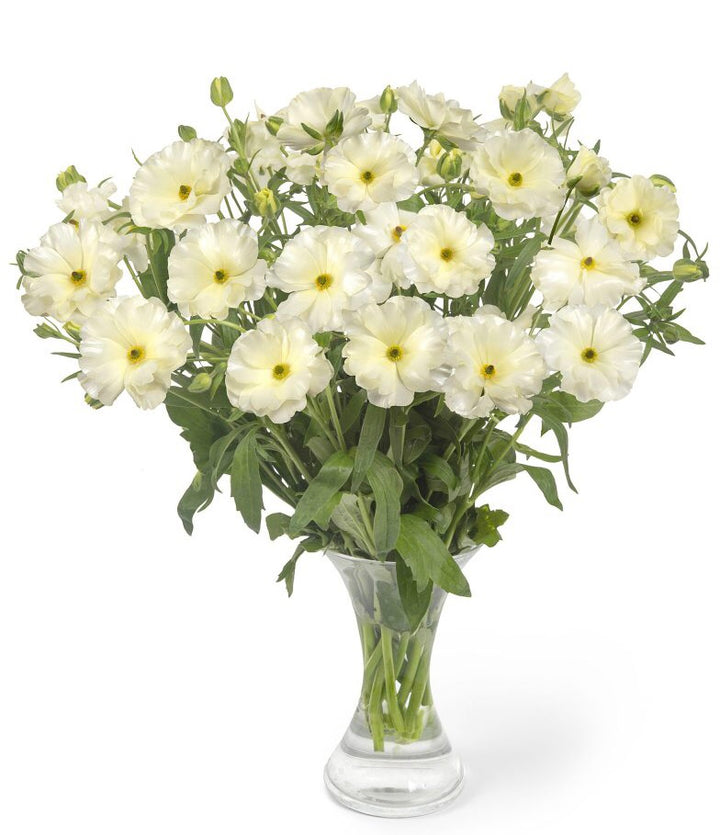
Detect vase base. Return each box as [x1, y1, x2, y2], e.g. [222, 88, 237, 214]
[323, 739, 464, 818]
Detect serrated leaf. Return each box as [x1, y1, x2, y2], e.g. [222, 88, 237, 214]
[351, 404, 386, 491]
[230, 431, 263, 532]
[395, 514, 471, 597]
[288, 450, 353, 536]
[524, 465, 563, 510]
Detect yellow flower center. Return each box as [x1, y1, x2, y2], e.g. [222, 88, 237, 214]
[70, 269, 87, 285]
[626, 210, 643, 227]
[481, 363, 496, 379]
[439, 247, 454, 262]
[581, 256, 596, 270]
[508, 171, 523, 187]
[272, 363, 290, 380]
[178, 184, 192, 201]
[127, 346, 146, 364]
[315, 273, 333, 291]
[386, 345, 404, 362]
[214, 269, 229, 284]
[391, 224, 407, 243]
[360, 170, 375, 184]
[581, 347, 597, 363]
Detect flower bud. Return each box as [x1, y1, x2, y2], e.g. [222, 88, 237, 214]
[437, 149, 464, 180]
[325, 109, 345, 141]
[254, 187, 278, 218]
[84, 393, 104, 409]
[178, 125, 197, 142]
[650, 173, 676, 192]
[210, 76, 234, 108]
[188, 372, 213, 393]
[672, 258, 708, 281]
[64, 321, 81, 341]
[379, 85, 398, 114]
[265, 115, 283, 136]
[56, 165, 86, 193]
[567, 144, 612, 195]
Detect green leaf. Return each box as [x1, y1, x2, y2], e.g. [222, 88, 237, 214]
[330, 494, 373, 552]
[266, 512, 291, 540]
[165, 387, 227, 471]
[467, 505, 509, 548]
[524, 465, 563, 510]
[288, 450, 353, 536]
[547, 391, 604, 423]
[277, 543, 304, 596]
[395, 514, 471, 597]
[177, 472, 214, 535]
[351, 404, 386, 491]
[421, 454, 459, 498]
[396, 556, 433, 632]
[230, 431, 264, 533]
[366, 454, 403, 556]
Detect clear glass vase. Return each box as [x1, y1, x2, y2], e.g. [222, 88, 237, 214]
[324, 549, 475, 817]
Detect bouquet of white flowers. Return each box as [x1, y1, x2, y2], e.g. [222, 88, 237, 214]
[15, 74, 708, 816]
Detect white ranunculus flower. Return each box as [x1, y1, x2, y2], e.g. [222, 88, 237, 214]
[276, 87, 371, 151]
[167, 220, 266, 319]
[322, 132, 418, 213]
[57, 180, 116, 222]
[22, 220, 124, 324]
[567, 144, 612, 195]
[225, 317, 333, 424]
[343, 296, 447, 408]
[531, 218, 644, 311]
[400, 204, 495, 297]
[443, 311, 546, 418]
[284, 152, 320, 185]
[396, 81, 483, 150]
[596, 175, 679, 260]
[128, 139, 232, 231]
[470, 129, 566, 220]
[79, 296, 191, 409]
[354, 203, 417, 288]
[535, 305, 643, 402]
[268, 226, 382, 333]
[541, 73, 581, 117]
[357, 95, 387, 131]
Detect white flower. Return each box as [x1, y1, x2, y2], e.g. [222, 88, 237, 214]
[243, 121, 285, 187]
[596, 175, 679, 260]
[417, 140, 468, 187]
[128, 139, 232, 231]
[357, 95, 387, 131]
[531, 218, 644, 311]
[396, 81, 483, 150]
[567, 144, 612, 195]
[112, 197, 149, 273]
[343, 296, 446, 408]
[535, 306, 643, 402]
[401, 204, 495, 297]
[79, 296, 191, 409]
[57, 180, 116, 222]
[322, 132, 418, 213]
[276, 87, 371, 151]
[284, 152, 320, 185]
[354, 203, 416, 288]
[167, 220, 266, 319]
[444, 311, 546, 418]
[499, 83, 543, 117]
[470, 129, 566, 220]
[541, 73, 581, 117]
[225, 317, 332, 423]
[268, 226, 382, 333]
[21, 221, 124, 324]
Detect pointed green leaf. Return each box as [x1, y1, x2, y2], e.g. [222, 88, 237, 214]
[524, 465, 563, 510]
[395, 514, 471, 597]
[288, 450, 353, 536]
[352, 404, 386, 491]
[231, 431, 264, 532]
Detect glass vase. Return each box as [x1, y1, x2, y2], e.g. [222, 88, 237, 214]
[324, 549, 475, 817]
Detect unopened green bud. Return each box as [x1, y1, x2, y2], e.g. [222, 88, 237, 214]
[178, 125, 197, 142]
[56, 165, 85, 193]
[33, 323, 58, 340]
[254, 188, 278, 218]
[210, 76, 233, 108]
[379, 85, 398, 114]
[325, 109, 344, 140]
[188, 372, 213, 393]
[232, 156, 250, 175]
[437, 149, 463, 180]
[258, 247, 277, 266]
[265, 115, 283, 136]
[650, 173, 676, 192]
[64, 321, 81, 341]
[672, 258, 708, 281]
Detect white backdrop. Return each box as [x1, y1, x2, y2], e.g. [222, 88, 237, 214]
[1, 2, 718, 833]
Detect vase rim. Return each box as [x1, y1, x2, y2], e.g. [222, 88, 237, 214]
[325, 545, 479, 568]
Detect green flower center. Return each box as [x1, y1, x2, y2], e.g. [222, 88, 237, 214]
[386, 345, 404, 362]
[360, 170, 375, 184]
[214, 269, 228, 284]
[581, 347, 597, 363]
[315, 273, 333, 291]
[439, 247, 454, 262]
[272, 363, 290, 380]
[582, 256, 595, 270]
[178, 184, 192, 201]
[627, 211, 642, 227]
[391, 224, 407, 243]
[127, 346, 146, 364]
[481, 363, 496, 379]
[508, 171, 523, 187]
[70, 269, 86, 285]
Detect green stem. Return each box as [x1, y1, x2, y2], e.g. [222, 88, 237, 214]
[397, 632, 424, 707]
[325, 388, 347, 451]
[381, 627, 405, 734]
[368, 666, 386, 752]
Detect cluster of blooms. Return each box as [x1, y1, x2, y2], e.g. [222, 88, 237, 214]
[16, 75, 707, 554]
